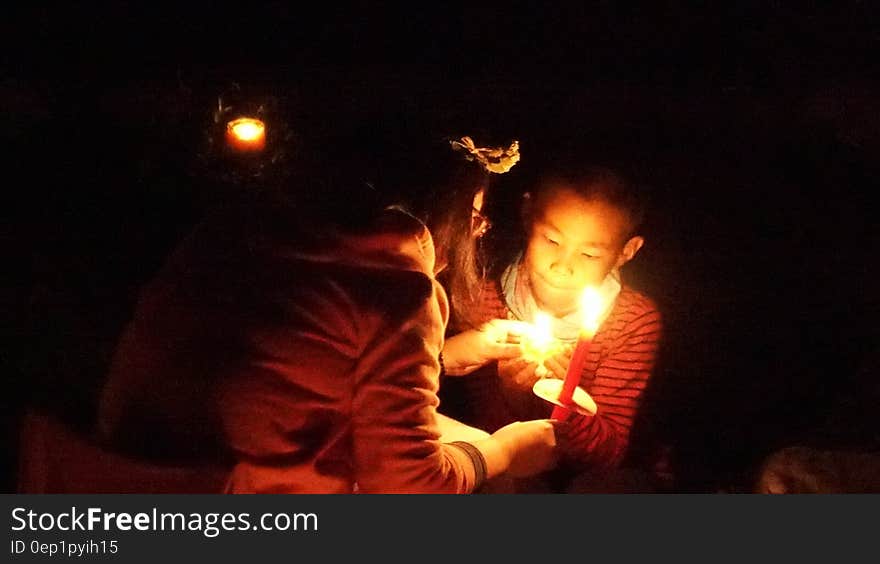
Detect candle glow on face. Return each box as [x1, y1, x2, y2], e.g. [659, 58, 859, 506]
[226, 117, 266, 152]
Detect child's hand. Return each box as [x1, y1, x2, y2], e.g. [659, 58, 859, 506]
[497, 358, 550, 420]
[543, 344, 575, 380]
[498, 358, 540, 391]
[441, 320, 529, 376]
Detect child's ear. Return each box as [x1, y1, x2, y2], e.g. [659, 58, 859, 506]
[615, 235, 645, 268]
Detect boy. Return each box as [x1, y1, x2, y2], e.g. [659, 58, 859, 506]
[453, 165, 663, 490]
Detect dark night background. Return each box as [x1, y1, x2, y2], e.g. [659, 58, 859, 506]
[3, 3, 879, 492]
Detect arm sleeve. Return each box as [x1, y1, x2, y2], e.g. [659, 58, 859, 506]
[216, 276, 367, 493]
[350, 276, 479, 493]
[564, 308, 663, 471]
[217, 267, 478, 493]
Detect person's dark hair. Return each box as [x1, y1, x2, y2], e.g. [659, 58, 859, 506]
[258, 117, 515, 330]
[426, 157, 490, 330]
[484, 161, 648, 280]
[533, 164, 647, 240]
[360, 127, 521, 329]
[398, 135, 494, 330]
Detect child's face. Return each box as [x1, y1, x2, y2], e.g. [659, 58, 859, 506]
[523, 187, 636, 317]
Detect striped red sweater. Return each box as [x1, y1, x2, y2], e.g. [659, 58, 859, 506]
[444, 279, 662, 472]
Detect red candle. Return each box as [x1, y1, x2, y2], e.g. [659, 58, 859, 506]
[551, 334, 592, 419]
[551, 287, 603, 420]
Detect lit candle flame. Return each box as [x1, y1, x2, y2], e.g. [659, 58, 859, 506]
[580, 286, 604, 338]
[521, 311, 559, 366]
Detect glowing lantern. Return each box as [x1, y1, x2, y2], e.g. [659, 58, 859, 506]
[226, 117, 266, 152]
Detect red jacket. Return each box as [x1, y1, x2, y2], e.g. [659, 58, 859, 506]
[98, 203, 481, 493]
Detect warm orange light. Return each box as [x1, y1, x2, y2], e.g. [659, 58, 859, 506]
[226, 117, 266, 152]
[579, 286, 604, 338]
[521, 312, 556, 364]
[521, 311, 563, 378]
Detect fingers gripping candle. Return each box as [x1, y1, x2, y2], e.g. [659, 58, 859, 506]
[547, 287, 603, 419]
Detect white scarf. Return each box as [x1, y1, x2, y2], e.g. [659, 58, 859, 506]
[500, 254, 621, 342]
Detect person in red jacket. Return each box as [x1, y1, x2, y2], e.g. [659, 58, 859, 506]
[96, 132, 557, 493]
[441, 164, 663, 492]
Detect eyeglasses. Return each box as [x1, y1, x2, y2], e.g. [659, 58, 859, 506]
[471, 207, 492, 238]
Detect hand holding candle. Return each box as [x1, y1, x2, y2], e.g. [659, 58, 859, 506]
[441, 319, 529, 376]
[531, 286, 604, 419]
